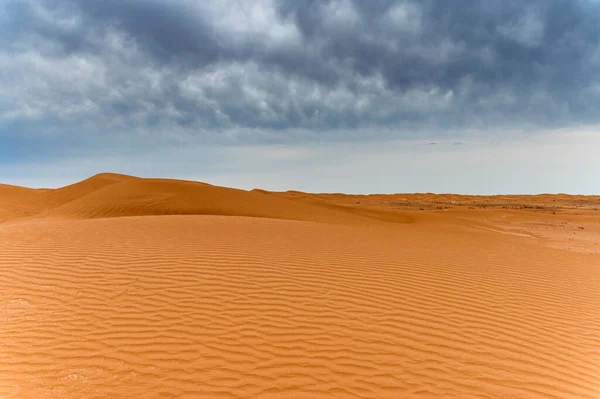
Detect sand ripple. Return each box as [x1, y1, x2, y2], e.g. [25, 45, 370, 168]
[1, 215, 598, 398]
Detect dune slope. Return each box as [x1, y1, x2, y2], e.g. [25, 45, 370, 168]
[0, 174, 599, 398]
[41, 177, 413, 224]
[0, 173, 413, 225]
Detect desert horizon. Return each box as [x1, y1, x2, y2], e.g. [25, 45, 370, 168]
[1, 172, 599, 398]
[3, 0, 600, 397]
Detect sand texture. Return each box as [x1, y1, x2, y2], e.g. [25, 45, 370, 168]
[1, 173, 599, 398]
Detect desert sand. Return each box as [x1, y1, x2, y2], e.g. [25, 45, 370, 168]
[0, 173, 598, 398]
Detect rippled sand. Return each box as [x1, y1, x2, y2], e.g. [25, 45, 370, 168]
[1, 174, 599, 398]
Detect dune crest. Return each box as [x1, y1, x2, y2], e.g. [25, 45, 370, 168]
[0, 173, 413, 225]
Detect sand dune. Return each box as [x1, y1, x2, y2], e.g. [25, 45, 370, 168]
[1, 173, 413, 225]
[1, 174, 599, 398]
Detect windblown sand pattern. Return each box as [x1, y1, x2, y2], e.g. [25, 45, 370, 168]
[1, 174, 599, 398]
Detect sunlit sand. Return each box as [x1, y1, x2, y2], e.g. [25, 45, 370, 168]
[1, 173, 598, 398]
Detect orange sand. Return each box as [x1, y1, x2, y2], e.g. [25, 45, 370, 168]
[1, 173, 598, 398]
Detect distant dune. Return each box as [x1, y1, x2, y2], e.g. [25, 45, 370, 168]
[0, 173, 414, 225]
[1, 174, 599, 398]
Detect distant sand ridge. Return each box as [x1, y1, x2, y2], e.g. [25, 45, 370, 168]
[1, 173, 599, 398]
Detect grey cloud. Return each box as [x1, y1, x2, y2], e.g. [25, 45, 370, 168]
[70, 0, 227, 66]
[1, 0, 600, 144]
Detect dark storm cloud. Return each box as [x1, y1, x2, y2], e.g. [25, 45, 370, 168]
[73, 0, 229, 65]
[2, 0, 226, 64]
[275, 0, 600, 104]
[1, 0, 600, 143]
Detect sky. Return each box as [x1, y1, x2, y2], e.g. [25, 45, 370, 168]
[1, 0, 600, 194]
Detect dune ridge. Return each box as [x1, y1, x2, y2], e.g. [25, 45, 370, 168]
[0, 173, 413, 225]
[0, 174, 599, 398]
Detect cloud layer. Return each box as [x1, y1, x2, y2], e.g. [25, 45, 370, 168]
[1, 1, 600, 193]
[2, 0, 600, 145]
